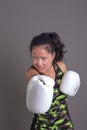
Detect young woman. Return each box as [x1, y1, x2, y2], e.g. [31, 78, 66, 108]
[26, 32, 74, 130]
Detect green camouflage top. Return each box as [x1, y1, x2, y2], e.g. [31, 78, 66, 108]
[30, 63, 74, 130]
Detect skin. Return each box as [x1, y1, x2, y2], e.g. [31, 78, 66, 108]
[25, 45, 67, 83]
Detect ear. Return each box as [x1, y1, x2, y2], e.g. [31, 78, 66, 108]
[52, 52, 55, 61]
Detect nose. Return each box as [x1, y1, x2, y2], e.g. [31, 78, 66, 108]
[37, 58, 43, 66]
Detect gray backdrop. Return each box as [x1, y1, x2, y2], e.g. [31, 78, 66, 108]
[0, 0, 87, 130]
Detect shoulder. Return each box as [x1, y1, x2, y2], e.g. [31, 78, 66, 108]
[57, 61, 67, 73]
[25, 66, 39, 83]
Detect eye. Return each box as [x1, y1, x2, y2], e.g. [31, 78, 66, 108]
[32, 56, 38, 61]
[41, 57, 48, 61]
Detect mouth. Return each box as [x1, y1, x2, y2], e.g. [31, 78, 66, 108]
[36, 67, 45, 72]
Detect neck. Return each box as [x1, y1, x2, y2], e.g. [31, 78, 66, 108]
[43, 65, 55, 79]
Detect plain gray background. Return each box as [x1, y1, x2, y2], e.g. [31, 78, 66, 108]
[0, 0, 87, 130]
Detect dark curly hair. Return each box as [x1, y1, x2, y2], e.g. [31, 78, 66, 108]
[30, 32, 67, 62]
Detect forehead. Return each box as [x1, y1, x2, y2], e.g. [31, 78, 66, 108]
[31, 45, 50, 54]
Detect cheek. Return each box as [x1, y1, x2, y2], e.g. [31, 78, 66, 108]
[32, 61, 37, 66]
[45, 59, 53, 66]
[31, 59, 36, 65]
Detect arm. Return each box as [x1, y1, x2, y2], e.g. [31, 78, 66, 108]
[26, 70, 55, 114]
[25, 66, 39, 84]
[57, 61, 67, 73]
[57, 61, 80, 96]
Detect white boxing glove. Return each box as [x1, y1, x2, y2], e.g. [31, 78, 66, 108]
[26, 75, 55, 114]
[59, 71, 80, 96]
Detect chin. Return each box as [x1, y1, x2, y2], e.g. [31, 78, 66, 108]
[37, 69, 46, 73]
[38, 70, 45, 73]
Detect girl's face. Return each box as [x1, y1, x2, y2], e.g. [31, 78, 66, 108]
[31, 45, 55, 73]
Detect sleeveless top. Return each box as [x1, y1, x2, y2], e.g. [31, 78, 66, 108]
[30, 63, 74, 130]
